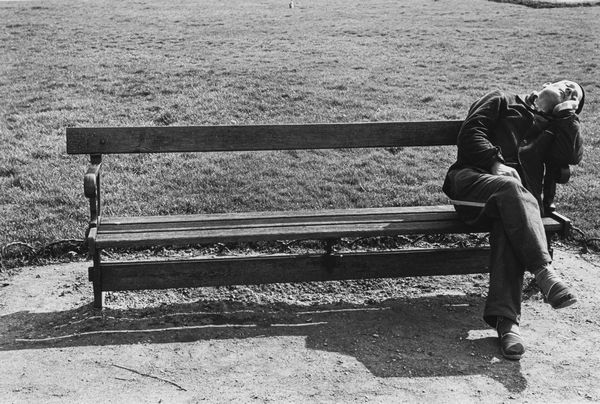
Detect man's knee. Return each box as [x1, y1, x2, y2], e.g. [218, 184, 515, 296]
[496, 178, 537, 205]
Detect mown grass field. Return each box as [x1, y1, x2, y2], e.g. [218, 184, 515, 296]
[1, 0, 599, 258]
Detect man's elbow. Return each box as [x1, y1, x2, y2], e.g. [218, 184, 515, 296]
[569, 143, 584, 165]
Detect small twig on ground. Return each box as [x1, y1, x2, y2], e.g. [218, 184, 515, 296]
[395, 235, 413, 244]
[114, 377, 136, 382]
[410, 235, 426, 245]
[275, 239, 302, 252]
[474, 234, 490, 246]
[344, 237, 369, 248]
[216, 243, 232, 255]
[112, 364, 187, 391]
[101, 250, 116, 258]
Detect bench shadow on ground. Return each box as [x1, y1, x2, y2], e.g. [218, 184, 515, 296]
[0, 294, 526, 393]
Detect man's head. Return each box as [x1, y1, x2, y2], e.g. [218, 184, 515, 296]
[533, 80, 585, 115]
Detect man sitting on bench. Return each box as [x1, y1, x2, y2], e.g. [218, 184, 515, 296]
[442, 80, 585, 360]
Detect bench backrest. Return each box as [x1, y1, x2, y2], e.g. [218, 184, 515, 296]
[66, 120, 463, 154]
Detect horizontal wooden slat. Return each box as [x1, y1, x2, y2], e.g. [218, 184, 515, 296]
[100, 248, 491, 291]
[99, 205, 460, 232]
[95, 220, 473, 248]
[102, 205, 458, 225]
[94, 206, 563, 249]
[66, 120, 463, 154]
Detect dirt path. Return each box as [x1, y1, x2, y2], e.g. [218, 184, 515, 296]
[492, 0, 600, 7]
[1, 247, 599, 403]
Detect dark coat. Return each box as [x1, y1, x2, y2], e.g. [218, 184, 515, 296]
[443, 90, 583, 214]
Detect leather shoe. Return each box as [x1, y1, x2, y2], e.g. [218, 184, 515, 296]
[544, 281, 578, 309]
[496, 317, 525, 361]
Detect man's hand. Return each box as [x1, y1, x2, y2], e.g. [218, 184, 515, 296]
[553, 100, 579, 115]
[491, 161, 521, 183]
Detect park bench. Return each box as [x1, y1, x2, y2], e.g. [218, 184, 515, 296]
[66, 121, 572, 308]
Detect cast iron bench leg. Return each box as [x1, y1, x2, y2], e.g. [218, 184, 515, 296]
[92, 250, 105, 308]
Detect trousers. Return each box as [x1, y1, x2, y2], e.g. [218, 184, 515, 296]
[444, 167, 552, 327]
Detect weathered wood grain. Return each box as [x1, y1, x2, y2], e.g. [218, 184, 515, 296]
[66, 120, 463, 154]
[98, 206, 462, 232]
[94, 210, 562, 249]
[100, 248, 491, 291]
[101, 205, 459, 225]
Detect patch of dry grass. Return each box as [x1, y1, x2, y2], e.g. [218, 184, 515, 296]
[1, 0, 599, 253]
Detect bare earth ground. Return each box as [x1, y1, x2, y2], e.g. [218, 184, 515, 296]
[0, 247, 599, 403]
[494, 0, 600, 6]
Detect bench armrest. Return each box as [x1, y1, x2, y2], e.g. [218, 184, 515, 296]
[84, 163, 102, 199]
[548, 210, 572, 239]
[83, 157, 102, 231]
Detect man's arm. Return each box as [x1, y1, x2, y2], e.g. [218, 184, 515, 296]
[541, 102, 583, 214]
[456, 90, 506, 171]
[546, 106, 583, 166]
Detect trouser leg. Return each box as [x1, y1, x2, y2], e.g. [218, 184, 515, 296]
[483, 220, 524, 327]
[445, 168, 553, 326]
[447, 168, 551, 269]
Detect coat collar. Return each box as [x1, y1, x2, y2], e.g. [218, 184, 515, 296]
[517, 93, 553, 120]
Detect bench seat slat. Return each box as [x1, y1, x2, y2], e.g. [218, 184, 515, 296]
[99, 217, 460, 234]
[99, 205, 461, 232]
[97, 220, 475, 247]
[94, 206, 563, 249]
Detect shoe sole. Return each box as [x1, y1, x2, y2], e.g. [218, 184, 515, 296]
[499, 331, 524, 361]
[500, 349, 522, 361]
[545, 283, 578, 310]
[551, 296, 578, 309]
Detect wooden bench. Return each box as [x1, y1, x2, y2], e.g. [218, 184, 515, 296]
[66, 121, 572, 308]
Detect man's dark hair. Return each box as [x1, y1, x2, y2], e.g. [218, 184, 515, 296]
[576, 85, 585, 115]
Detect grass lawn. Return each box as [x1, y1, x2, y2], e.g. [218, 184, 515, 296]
[1, 0, 599, 260]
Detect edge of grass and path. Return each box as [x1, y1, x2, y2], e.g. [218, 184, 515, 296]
[1, 0, 599, 270]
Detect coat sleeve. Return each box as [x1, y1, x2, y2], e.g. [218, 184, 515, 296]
[456, 90, 505, 171]
[545, 110, 583, 166]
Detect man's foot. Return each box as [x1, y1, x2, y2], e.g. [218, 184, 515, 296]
[534, 265, 578, 309]
[496, 317, 525, 361]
